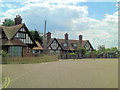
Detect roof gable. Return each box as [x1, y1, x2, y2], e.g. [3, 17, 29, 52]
[33, 41, 43, 50]
[1, 24, 23, 40]
[47, 38, 94, 51]
[47, 38, 63, 50]
[1, 24, 37, 47]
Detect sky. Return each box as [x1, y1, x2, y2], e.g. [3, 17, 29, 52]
[0, 0, 119, 49]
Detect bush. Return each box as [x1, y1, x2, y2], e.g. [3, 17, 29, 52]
[76, 48, 86, 56]
[1, 50, 9, 58]
[70, 53, 76, 59]
[85, 51, 91, 58]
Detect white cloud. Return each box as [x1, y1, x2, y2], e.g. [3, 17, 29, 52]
[1, 3, 16, 8]
[1, 1, 118, 49]
[22, 0, 86, 5]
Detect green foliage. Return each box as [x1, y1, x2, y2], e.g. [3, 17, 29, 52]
[94, 50, 102, 55]
[30, 30, 43, 44]
[76, 48, 86, 56]
[98, 45, 105, 52]
[2, 18, 15, 26]
[85, 51, 91, 57]
[70, 53, 76, 56]
[105, 47, 118, 54]
[111, 47, 118, 52]
[1, 50, 9, 58]
[70, 53, 76, 59]
[93, 46, 119, 58]
[2, 55, 58, 64]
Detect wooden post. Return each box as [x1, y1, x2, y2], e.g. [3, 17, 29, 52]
[43, 20, 47, 54]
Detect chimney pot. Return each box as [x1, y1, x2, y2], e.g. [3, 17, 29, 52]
[15, 15, 22, 25]
[79, 35, 82, 44]
[47, 32, 51, 40]
[65, 33, 68, 40]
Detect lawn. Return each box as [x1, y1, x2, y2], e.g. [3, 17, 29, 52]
[2, 55, 58, 64]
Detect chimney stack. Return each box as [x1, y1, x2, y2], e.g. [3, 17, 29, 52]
[79, 35, 82, 47]
[15, 15, 22, 25]
[65, 33, 68, 40]
[47, 32, 51, 40]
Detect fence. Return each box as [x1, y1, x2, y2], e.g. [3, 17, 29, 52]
[59, 53, 118, 59]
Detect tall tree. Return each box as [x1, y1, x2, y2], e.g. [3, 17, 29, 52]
[30, 30, 43, 45]
[2, 18, 15, 26]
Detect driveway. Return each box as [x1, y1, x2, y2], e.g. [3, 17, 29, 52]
[2, 59, 118, 88]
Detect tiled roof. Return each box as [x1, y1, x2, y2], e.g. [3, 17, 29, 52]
[2, 39, 27, 46]
[47, 38, 88, 51]
[33, 41, 43, 50]
[57, 39, 88, 50]
[1, 24, 23, 40]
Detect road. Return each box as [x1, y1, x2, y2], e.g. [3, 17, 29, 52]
[2, 59, 118, 88]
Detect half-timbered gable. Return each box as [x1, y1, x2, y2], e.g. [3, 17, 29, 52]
[12, 24, 35, 47]
[33, 41, 43, 55]
[46, 32, 94, 55]
[84, 41, 94, 51]
[1, 15, 37, 57]
[47, 38, 63, 55]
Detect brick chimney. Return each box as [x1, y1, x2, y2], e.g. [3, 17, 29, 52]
[79, 35, 82, 47]
[65, 33, 68, 40]
[15, 15, 22, 25]
[47, 32, 51, 40]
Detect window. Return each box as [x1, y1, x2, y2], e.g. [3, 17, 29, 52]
[62, 43, 67, 46]
[56, 50, 60, 55]
[20, 28, 26, 32]
[50, 50, 54, 55]
[51, 41, 58, 49]
[18, 33, 26, 39]
[15, 32, 26, 39]
[33, 50, 40, 53]
[72, 43, 77, 47]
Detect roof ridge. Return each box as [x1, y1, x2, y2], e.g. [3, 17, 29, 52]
[1, 24, 24, 28]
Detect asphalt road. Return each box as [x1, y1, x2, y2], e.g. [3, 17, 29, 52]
[2, 59, 118, 88]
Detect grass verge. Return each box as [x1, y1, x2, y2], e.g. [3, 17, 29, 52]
[2, 55, 58, 64]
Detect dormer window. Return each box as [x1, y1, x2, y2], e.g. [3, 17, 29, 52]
[72, 43, 77, 47]
[62, 43, 67, 46]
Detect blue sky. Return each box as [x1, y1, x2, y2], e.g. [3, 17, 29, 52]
[1, 1, 118, 49]
[1, 2, 118, 20]
[78, 2, 118, 20]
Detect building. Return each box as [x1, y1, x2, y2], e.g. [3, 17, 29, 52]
[46, 32, 94, 55]
[33, 41, 43, 56]
[1, 15, 37, 57]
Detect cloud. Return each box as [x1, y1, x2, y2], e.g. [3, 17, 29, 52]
[1, 3, 17, 8]
[22, 0, 86, 5]
[1, 1, 118, 49]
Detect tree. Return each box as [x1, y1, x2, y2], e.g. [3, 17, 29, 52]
[30, 30, 43, 45]
[2, 18, 15, 26]
[76, 48, 86, 57]
[93, 50, 102, 58]
[111, 47, 118, 52]
[98, 45, 105, 53]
